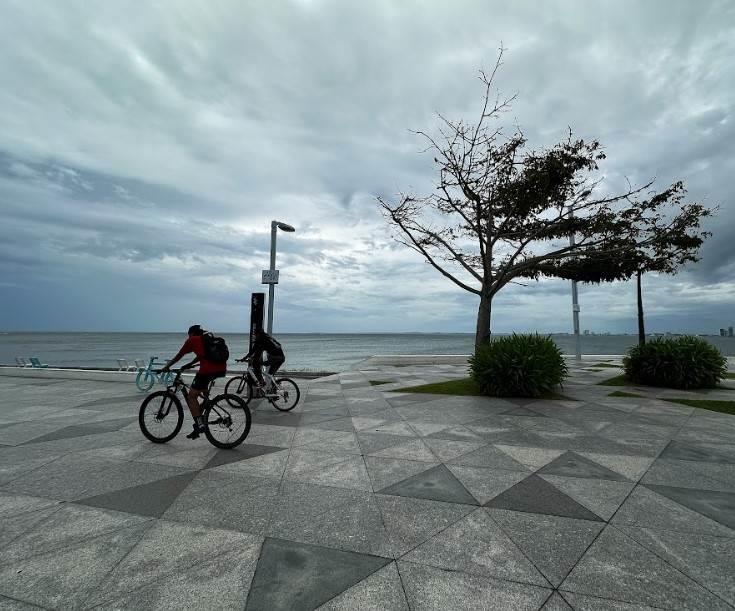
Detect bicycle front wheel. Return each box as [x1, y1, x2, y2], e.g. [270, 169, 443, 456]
[139, 391, 183, 443]
[224, 375, 252, 406]
[203, 394, 252, 449]
[269, 378, 300, 412]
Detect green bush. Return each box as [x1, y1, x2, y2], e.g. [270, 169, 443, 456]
[623, 336, 727, 390]
[469, 333, 568, 398]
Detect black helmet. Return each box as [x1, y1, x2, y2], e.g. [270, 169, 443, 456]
[188, 324, 204, 336]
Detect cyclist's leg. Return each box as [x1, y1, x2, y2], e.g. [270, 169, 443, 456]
[266, 355, 285, 391]
[252, 356, 265, 386]
[268, 355, 285, 377]
[186, 373, 213, 421]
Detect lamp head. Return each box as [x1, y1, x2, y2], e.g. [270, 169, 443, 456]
[275, 221, 295, 232]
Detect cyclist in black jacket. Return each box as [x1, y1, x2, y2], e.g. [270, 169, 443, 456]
[237, 329, 285, 391]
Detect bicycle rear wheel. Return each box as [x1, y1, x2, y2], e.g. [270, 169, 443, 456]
[224, 375, 253, 406]
[203, 394, 252, 449]
[269, 378, 300, 412]
[139, 391, 183, 443]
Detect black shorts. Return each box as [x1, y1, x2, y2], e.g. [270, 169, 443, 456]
[192, 372, 225, 391]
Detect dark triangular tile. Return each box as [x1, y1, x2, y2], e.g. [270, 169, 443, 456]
[500, 407, 546, 417]
[537, 451, 629, 482]
[645, 484, 735, 530]
[205, 445, 284, 470]
[485, 474, 603, 521]
[245, 537, 389, 610]
[659, 440, 735, 465]
[76, 472, 197, 517]
[23, 417, 137, 444]
[377, 464, 479, 506]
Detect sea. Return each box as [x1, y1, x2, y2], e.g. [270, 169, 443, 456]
[2, 332, 734, 373]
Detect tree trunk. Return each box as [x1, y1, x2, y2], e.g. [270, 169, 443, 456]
[637, 270, 645, 346]
[475, 292, 492, 350]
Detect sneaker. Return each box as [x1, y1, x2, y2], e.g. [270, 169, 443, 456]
[186, 425, 203, 440]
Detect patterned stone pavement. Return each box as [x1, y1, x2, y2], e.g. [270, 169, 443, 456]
[0, 360, 734, 610]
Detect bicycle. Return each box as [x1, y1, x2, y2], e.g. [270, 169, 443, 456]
[224, 357, 300, 412]
[138, 365, 251, 449]
[136, 356, 174, 392]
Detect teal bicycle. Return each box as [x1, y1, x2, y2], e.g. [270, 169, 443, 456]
[136, 357, 174, 391]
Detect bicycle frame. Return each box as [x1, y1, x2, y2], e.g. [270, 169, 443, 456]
[137, 357, 171, 385]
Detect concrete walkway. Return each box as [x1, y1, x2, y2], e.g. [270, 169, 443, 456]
[0, 361, 734, 609]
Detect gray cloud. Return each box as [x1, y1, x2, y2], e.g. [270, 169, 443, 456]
[0, 0, 733, 333]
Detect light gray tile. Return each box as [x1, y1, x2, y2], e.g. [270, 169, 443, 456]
[398, 560, 551, 610]
[561, 526, 732, 610]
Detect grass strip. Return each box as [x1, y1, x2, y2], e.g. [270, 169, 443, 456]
[597, 374, 629, 386]
[368, 380, 392, 386]
[395, 377, 571, 400]
[662, 398, 735, 416]
[591, 362, 622, 368]
[608, 391, 643, 398]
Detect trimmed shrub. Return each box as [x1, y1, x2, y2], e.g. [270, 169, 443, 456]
[469, 333, 568, 398]
[623, 336, 727, 390]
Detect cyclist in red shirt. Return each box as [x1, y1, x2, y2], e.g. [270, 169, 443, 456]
[161, 324, 226, 439]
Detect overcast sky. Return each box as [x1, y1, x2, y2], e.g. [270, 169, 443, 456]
[1, 0, 733, 334]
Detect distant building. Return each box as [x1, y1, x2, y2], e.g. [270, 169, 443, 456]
[721, 329, 727, 337]
[730, 327, 734, 337]
[583, 330, 590, 335]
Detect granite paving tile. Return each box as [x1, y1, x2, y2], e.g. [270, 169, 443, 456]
[486, 474, 603, 522]
[316, 562, 409, 610]
[364, 456, 438, 491]
[163, 472, 280, 535]
[538, 475, 634, 521]
[492, 445, 565, 470]
[286, 455, 373, 491]
[94, 545, 260, 610]
[445, 465, 528, 505]
[245, 538, 389, 611]
[375, 494, 474, 557]
[560, 526, 732, 610]
[659, 440, 735, 464]
[369, 438, 437, 462]
[403, 508, 548, 586]
[397, 560, 551, 610]
[617, 525, 735, 606]
[611, 485, 735, 537]
[0, 521, 151, 610]
[642, 459, 735, 491]
[208, 448, 290, 478]
[644, 484, 735, 531]
[378, 464, 479, 505]
[489, 508, 604, 587]
[446, 444, 532, 471]
[87, 522, 263, 608]
[541, 592, 574, 610]
[537, 451, 630, 482]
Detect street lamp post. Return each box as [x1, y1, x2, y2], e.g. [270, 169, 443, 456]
[264, 220, 295, 334]
[568, 206, 581, 360]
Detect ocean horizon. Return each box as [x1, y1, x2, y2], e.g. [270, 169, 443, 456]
[2, 331, 734, 372]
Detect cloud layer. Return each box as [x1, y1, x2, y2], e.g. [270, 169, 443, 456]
[1, 0, 733, 333]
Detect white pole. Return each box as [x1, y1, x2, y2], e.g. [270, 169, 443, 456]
[569, 207, 581, 360]
[266, 221, 277, 334]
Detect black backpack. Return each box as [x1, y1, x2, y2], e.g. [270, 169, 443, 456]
[203, 332, 229, 364]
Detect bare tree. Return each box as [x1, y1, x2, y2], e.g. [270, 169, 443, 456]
[379, 49, 699, 349]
